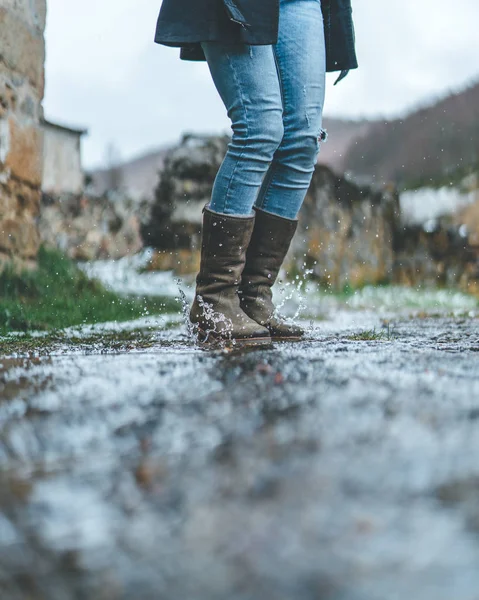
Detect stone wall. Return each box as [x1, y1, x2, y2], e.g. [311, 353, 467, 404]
[142, 134, 400, 288]
[0, 0, 46, 270]
[39, 192, 143, 261]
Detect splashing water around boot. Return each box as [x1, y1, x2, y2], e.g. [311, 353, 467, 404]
[175, 278, 196, 341]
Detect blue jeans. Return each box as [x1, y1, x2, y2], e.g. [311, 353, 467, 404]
[201, 0, 326, 220]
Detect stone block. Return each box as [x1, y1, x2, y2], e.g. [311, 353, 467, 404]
[32, 0, 47, 32]
[0, 215, 40, 259]
[3, 117, 43, 186]
[0, 0, 46, 31]
[0, 66, 42, 120]
[453, 196, 479, 245]
[0, 70, 19, 117]
[0, 117, 9, 163]
[0, 189, 19, 220]
[0, 178, 41, 263]
[0, 249, 37, 272]
[0, 7, 45, 92]
[1, 176, 40, 213]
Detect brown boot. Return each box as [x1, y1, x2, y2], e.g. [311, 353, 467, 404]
[190, 207, 271, 346]
[239, 207, 304, 341]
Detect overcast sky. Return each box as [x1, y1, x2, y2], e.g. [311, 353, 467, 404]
[44, 0, 479, 170]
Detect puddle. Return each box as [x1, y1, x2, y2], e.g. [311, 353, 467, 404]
[0, 311, 478, 598]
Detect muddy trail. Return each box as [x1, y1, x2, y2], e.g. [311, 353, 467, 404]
[1, 304, 479, 599]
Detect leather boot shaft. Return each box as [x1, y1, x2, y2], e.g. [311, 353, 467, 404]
[190, 207, 271, 344]
[239, 207, 303, 339]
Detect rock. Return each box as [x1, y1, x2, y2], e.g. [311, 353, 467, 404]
[388, 173, 479, 294]
[287, 168, 399, 289]
[453, 194, 479, 246]
[141, 133, 230, 251]
[144, 248, 201, 276]
[393, 223, 479, 296]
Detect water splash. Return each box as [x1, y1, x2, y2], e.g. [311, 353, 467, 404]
[175, 278, 195, 341]
[194, 295, 235, 348]
[174, 276, 236, 348]
[274, 267, 314, 323]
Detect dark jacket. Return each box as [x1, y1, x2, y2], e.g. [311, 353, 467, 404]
[154, 0, 358, 84]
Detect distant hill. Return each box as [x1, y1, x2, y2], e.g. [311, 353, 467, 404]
[89, 118, 374, 202]
[89, 146, 170, 202]
[342, 80, 479, 189]
[316, 117, 377, 172]
[89, 79, 479, 200]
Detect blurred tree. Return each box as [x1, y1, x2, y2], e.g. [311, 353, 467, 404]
[104, 142, 123, 192]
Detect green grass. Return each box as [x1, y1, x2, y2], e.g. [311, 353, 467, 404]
[0, 246, 180, 335]
[347, 325, 396, 342]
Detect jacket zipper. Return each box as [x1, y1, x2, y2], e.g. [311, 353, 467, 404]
[229, 17, 250, 29]
[223, 0, 251, 28]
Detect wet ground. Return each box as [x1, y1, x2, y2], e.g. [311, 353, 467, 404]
[2, 260, 479, 599]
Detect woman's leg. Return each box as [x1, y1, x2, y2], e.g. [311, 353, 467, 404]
[200, 41, 284, 216]
[238, 0, 326, 339]
[255, 0, 327, 219]
[190, 41, 284, 343]
[192, 0, 325, 342]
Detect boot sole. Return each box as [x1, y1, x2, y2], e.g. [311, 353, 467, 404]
[197, 329, 272, 347]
